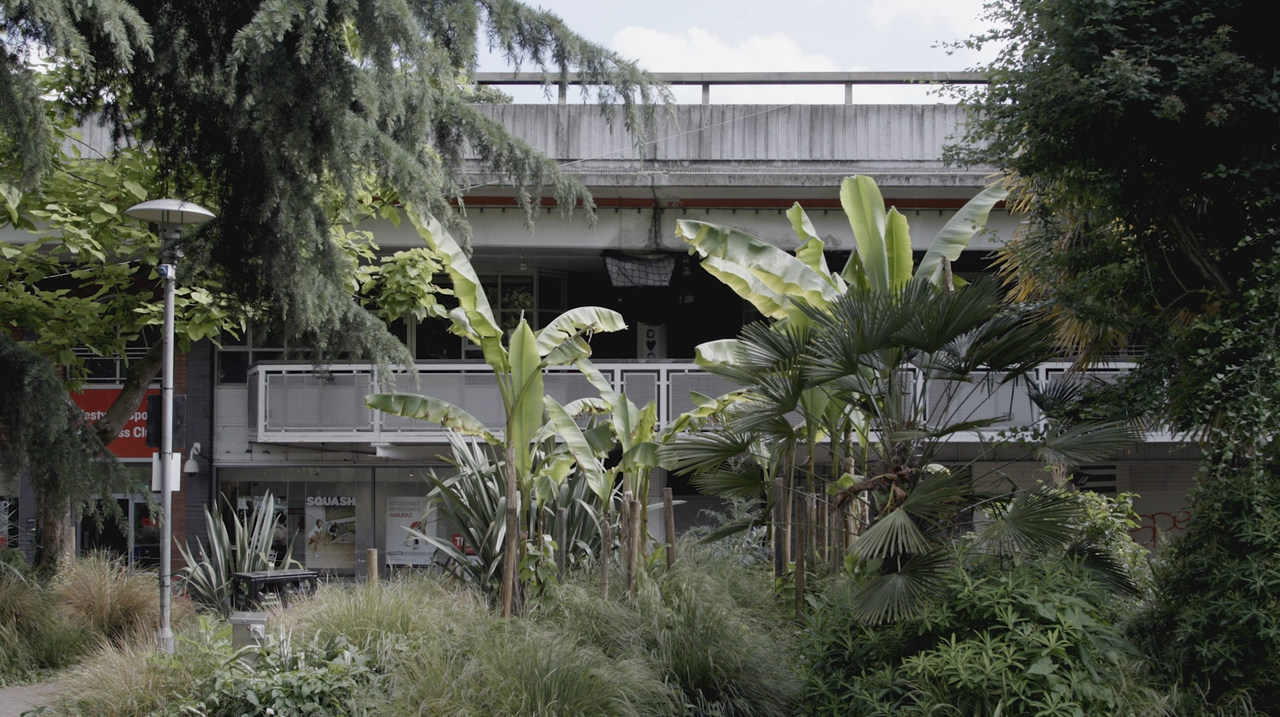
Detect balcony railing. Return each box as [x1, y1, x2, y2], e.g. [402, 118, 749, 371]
[246, 360, 1171, 445]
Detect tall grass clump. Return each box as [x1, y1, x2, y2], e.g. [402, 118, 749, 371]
[1, 568, 57, 682]
[539, 543, 798, 717]
[275, 573, 487, 667]
[53, 552, 168, 646]
[52, 622, 228, 717]
[389, 621, 675, 717]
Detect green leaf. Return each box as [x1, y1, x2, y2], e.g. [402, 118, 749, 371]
[840, 175, 889, 290]
[1026, 657, 1058, 676]
[695, 338, 746, 368]
[916, 183, 1008, 285]
[978, 488, 1081, 556]
[677, 218, 839, 313]
[884, 207, 912, 288]
[409, 213, 503, 360]
[366, 393, 498, 444]
[544, 396, 609, 503]
[536, 306, 626, 363]
[508, 319, 544, 479]
[850, 548, 950, 624]
[123, 181, 148, 201]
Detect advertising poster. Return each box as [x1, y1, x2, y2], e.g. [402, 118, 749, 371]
[304, 496, 357, 570]
[385, 497, 435, 566]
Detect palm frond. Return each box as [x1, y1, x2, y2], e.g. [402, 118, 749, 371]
[850, 548, 951, 624]
[899, 468, 971, 523]
[690, 463, 770, 499]
[851, 508, 931, 560]
[978, 487, 1080, 556]
[660, 430, 754, 473]
[1035, 420, 1137, 468]
[1065, 539, 1142, 597]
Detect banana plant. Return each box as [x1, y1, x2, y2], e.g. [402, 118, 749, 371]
[675, 175, 1009, 320]
[367, 213, 625, 616]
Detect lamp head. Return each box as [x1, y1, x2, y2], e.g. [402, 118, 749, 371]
[125, 199, 216, 228]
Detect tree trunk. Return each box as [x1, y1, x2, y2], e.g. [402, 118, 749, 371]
[92, 341, 164, 447]
[33, 484, 74, 573]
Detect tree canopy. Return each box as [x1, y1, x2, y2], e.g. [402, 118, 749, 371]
[3, 0, 667, 366]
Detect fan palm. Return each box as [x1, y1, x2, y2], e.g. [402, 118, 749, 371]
[666, 176, 1138, 623]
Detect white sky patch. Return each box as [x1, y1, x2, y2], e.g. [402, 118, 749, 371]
[864, 0, 990, 40]
[607, 26, 940, 104]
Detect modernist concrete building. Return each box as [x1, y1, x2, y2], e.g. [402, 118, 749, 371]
[2, 73, 1198, 574]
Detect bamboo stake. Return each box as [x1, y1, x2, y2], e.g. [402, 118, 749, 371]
[620, 491, 633, 594]
[772, 474, 786, 578]
[663, 487, 677, 569]
[600, 510, 612, 599]
[783, 459, 794, 568]
[795, 485, 807, 618]
[556, 507, 568, 581]
[628, 498, 642, 597]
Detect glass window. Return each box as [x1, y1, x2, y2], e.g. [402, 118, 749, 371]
[218, 351, 249, 384]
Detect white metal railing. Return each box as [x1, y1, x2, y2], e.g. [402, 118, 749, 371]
[246, 360, 1172, 445]
[474, 71, 987, 105]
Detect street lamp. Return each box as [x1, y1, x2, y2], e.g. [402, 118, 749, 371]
[125, 199, 215, 654]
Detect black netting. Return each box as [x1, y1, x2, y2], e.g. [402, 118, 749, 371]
[603, 252, 676, 288]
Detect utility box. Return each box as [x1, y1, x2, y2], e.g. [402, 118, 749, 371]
[229, 611, 269, 665]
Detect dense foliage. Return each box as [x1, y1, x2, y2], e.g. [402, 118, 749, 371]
[48, 546, 796, 717]
[957, 0, 1280, 711]
[0, 335, 136, 567]
[802, 547, 1166, 717]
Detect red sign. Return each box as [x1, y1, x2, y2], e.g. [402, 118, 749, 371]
[71, 388, 160, 458]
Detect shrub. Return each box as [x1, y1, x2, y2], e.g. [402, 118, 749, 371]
[801, 547, 1167, 717]
[54, 552, 165, 646]
[1, 565, 86, 681]
[541, 545, 798, 717]
[1129, 456, 1280, 716]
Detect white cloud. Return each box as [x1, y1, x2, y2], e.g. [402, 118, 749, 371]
[611, 26, 842, 73]
[610, 26, 841, 103]
[864, 0, 987, 38]
[607, 25, 952, 104]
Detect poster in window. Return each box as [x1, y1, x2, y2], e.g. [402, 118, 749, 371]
[385, 496, 435, 566]
[304, 496, 356, 570]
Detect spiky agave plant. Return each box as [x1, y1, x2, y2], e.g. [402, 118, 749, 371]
[179, 491, 301, 617]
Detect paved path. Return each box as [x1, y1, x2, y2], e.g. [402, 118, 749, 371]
[0, 683, 60, 717]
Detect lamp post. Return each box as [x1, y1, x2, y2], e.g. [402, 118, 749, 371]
[124, 199, 215, 654]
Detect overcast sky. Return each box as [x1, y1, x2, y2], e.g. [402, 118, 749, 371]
[478, 0, 995, 103]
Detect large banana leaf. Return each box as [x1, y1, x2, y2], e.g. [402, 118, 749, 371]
[695, 338, 746, 369]
[366, 393, 499, 444]
[508, 320, 543, 479]
[536, 306, 627, 364]
[884, 207, 913, 289]
[840, 175, 889, 290]
[410, 212, 506, 369]
[915, 183, 1008, 286]
[677, 219, 839, 311]
[699, 256, 791, 319]
[544, 396, 610, 503]
[788, 204, 847, 292]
